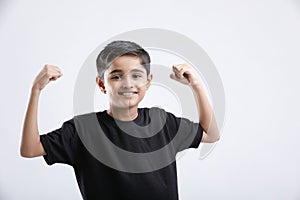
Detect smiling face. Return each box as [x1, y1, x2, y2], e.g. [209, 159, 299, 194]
[96, 55, 152, 111]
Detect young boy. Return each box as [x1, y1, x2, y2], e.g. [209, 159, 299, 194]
[20, 40, 219, 200]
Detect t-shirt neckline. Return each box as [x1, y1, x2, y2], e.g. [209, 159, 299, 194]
[103, 108, 142, 124]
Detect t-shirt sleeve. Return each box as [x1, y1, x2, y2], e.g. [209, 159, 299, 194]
[40, 119, 76, 166]
[166, 111, 204, 152]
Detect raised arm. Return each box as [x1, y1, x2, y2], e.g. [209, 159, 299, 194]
[170, 64, 220, 143]
[20, 65, 63, 158]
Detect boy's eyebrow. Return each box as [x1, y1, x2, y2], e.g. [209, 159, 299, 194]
[131, 69, 145, 73]
[109, 69, 145, 74]
[109, 69, 122, 74]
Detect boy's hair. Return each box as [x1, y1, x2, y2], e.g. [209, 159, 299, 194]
[96, 40, 151, 79]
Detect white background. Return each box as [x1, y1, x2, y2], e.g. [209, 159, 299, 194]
[1, 0, 300, 199]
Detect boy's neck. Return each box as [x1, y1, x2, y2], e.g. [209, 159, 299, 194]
[107, 107, 138, 121]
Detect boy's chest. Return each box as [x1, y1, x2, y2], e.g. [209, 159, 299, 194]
[74, 142, 179, 200]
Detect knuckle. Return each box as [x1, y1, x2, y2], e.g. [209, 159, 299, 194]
[44, 65, 50, 72]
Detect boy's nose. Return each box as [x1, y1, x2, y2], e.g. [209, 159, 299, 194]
[122, 76, 134, 89]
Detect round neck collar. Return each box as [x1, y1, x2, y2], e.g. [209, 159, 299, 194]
[103, 108, 141, 123]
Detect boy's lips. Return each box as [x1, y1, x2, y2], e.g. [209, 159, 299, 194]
[118, 91, 138, 96]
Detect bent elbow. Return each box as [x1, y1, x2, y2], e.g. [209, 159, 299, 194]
[214, 135, 220, 142]
[20, 150, 30, 158]
[212, 133, 221, 143]
[205, 135, 220, 143]
[208, 137, 220, 143]
[20, 148, 35, 158]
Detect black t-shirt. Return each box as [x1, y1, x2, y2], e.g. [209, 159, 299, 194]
[40, 107, 203, 200]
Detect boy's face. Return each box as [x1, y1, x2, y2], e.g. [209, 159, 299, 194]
[96, 55, 152, 110]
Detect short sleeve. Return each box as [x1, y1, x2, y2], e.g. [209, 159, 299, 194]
[40, 119, 77, 166]
[165, 111, 204, 152]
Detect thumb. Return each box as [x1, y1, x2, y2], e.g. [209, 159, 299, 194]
[169, 73, 177, 80]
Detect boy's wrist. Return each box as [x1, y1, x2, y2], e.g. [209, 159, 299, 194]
[190, 81, 204, 91]
[31, 86, 41, 95]
[189, 77, 203, 88]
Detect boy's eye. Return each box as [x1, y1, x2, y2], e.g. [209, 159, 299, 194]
[132, 74, 142, 79]
[110, 74, 143, 80]
[111, 75, 122, 80]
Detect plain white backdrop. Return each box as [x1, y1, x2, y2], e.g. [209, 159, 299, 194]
[1, 0, 300, 199]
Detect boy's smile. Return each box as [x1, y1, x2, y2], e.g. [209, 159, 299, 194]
[96, 55, 152, 115]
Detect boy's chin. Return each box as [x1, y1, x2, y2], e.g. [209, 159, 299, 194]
[111, 102, 140, 110]
[110, 98, 143, 108]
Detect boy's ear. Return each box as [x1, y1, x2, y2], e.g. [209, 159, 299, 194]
[96, 76, 106, 94]
[146, 74, 153, 89]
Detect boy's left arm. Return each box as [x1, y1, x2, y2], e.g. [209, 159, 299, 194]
[170, 64, 220, 143]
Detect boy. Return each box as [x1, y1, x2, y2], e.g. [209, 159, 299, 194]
[20, 40, 219, 200]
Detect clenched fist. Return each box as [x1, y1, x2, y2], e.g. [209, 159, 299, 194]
[32, 64, 63, 92]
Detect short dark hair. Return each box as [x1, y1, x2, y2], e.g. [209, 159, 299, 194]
[96, 40, 151, 79]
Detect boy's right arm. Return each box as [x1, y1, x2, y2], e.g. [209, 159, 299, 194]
[20, 65, 62, 158]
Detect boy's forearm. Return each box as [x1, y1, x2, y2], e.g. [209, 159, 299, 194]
[20, 88, 42, 157]
[191, 83, 211, 130]
[191, 83, 220, 140]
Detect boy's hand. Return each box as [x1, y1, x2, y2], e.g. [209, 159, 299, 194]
[170, 64, 200, 87]
[32, 64, 63, 92]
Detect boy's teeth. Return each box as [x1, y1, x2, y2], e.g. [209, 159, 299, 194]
[120, 92, 136, 96]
